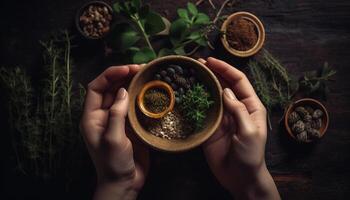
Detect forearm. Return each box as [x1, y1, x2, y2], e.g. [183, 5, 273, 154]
[94, 181, 138, 200]
[229, 164, 280, 200]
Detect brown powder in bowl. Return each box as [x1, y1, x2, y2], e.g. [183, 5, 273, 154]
[226, 17, 258, 51]
[143, 88, 170, 113]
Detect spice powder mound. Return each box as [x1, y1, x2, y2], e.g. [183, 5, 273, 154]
[143, 88, 170, 113]
[226, 17, 258, 51]
[145, 108, 194, 139]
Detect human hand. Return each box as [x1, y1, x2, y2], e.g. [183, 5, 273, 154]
[80, 65, 149, 200]
[199, 57, 280, 200]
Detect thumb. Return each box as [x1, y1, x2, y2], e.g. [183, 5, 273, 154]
[223, 88, 254, 135]
[105, 88, 129, 144]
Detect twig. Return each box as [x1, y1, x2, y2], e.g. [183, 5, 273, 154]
[213, 0, 231, 24]
[186, 45, 201, 56]
[196, 0, 216, 9]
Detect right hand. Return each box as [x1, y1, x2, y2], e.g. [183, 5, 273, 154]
[199, 57, 280, 200]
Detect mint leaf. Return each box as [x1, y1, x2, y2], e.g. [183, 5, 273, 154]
[177, 8, 189, 21]
[194, 13, 210, 25]
[187, 2, 198, 16]
[132, 47, 156, 63]
[144, 11, 165, 35]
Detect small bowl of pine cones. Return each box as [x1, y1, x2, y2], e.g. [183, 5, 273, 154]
[284, 98, 329, 143]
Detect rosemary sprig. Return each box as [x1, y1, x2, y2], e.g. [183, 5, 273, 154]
[0, 30, 85, 179]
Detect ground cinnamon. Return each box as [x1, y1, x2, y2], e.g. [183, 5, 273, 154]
[226, 17, 258, 51]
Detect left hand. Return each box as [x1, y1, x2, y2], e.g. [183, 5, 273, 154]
[80, 65, 149, 200]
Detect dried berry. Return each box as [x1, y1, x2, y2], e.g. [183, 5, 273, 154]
[171, 65, 183, 74]
[308, 128, 321, 139]
[295, 106, 308, 117]
[171, 83, 178, 90]
[312, 109, 324, 119]
[303, 114, 313, 123]
[311, 118, 322, 129]
[166, 67, 175, 76]
[154, 74, 161, 80]
[292, 120, 305, 134]
[160, 70, 167, 77]
[288, 111, 300, 125]
[164, 76, 172, 84]
[296, 131, 308, 142]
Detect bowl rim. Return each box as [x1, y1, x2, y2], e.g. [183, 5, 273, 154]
[127, 55, 223, 152]
[137, 80, 175, 119]
[221, 11, 265, 57]
[75, 0, 114, 40]
[284, 98, 329, 143]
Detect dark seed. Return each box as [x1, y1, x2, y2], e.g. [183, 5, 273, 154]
[154, 74, 161, 80]
[167, 67, 175, 75]
[164, 76, 171, 83]
[171, 65, 183, 74]
[160, 70, 167, 77]
[171, 83, 178, 90]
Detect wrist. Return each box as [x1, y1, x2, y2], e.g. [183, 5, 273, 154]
[228, 163, 280, 200]
[94, 179, 139, 200]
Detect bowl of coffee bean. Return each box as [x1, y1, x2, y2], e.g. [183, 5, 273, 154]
[284, 98, 329, 143]
[76, 1, 113, 39]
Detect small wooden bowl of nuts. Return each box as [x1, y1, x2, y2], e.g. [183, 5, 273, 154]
[284, 98, 329, 143]
[76, 1, 113, 39]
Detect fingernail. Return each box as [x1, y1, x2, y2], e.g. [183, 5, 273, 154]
[198, 58, 206, 64]
[117, 88, 127, 100]
[224, 88, 236, 100]
[140, 63, 146, 67]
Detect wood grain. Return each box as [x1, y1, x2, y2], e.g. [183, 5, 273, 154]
[0, 0, 350, 199]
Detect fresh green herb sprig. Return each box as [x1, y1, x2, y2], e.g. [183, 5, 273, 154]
[299, 62, 336, 98]
[112, 0, 210, 63]
[0, 30, 85, 179]
[180, 83, 213, 129]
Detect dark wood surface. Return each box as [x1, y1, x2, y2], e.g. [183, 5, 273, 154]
[1, 0, 350, 199]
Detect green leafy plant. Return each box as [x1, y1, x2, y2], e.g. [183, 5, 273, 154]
[299, 62, 336, 98]
[180, 83, 214, 129]
[112, 0, 210, 63]
[0, 30, 85, 179]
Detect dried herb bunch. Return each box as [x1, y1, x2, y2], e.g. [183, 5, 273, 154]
[248, 49, 295, 111]
[0, 30, 85, 179]
[299, 62, 336, 98]
[180, 83, 214, 129]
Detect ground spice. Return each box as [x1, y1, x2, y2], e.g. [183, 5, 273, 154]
[143, 88, 170, 113]
[226, 17, 258, 51]
[143, 108, 194, 139]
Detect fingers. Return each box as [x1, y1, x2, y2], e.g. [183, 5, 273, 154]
[84, 65, 139, 112]
[205, 57, 264, 114]
[223, 88, 257, 136]
[104, 88, 129, 147]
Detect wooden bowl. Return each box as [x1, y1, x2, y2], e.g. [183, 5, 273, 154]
[137, 80, 175, 119]
[284, 98, 329, 143]
[128, 55, 223, 152]
[221, 11, 265, 57]
[75, 1, 113, 40]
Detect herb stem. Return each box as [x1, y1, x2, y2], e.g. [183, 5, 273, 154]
[132, 15, 156, 54]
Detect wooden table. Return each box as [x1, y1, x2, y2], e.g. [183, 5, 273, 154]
[1, 0, 349, 199]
